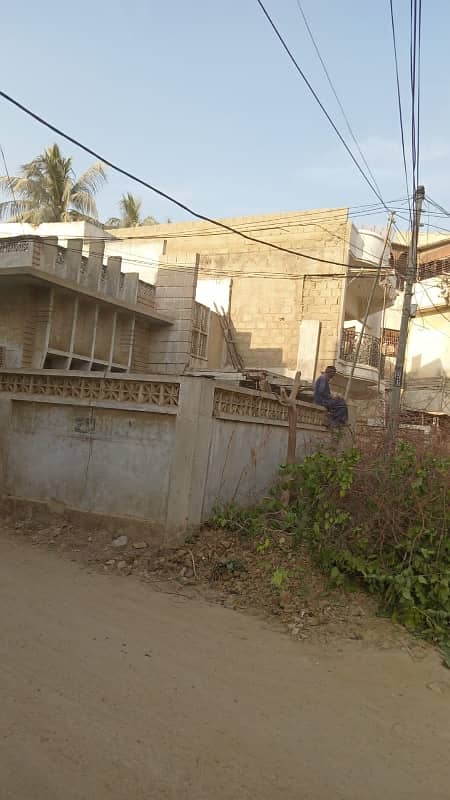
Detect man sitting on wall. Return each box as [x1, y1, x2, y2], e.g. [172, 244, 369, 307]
[314, 366, 349, 428]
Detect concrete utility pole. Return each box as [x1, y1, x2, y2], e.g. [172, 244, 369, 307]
[344, 213, 395, 402]
[387, 184, 425, 444]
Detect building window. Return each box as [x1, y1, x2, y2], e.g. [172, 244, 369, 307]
[394, 251, 408, 290]
[382, 328, 399, 357]
[191, 302, 210, 359]
[418, 255, 450, 281]
[341, 326, 356, 359]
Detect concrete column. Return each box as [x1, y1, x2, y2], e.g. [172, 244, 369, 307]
[31, 287, 54, 368]
[69, 297, 79, 354]
[165, 377, 215, 539]
[127, 316, 136, 370]
[104, 256, 121, 297]
[86, 240, 105, 291]
[108, 312, 117, 368]
[64, 238, 83, 282]
[120, 273, 139, 304]
[90, 305, 99, 363]
[0, 396, 11, 495]
[40, 237, 58, 274]
[297, 319, 321, 382]
[147, 253, 199, 374]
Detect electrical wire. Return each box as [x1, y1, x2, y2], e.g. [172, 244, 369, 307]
[27, 208, 398, 261]
[294, 0, 384, 202]
[426, 196, 450, 218]
[5, 207, 400, 276]
[0, 143, 25, 231]
[418, 282, 450, 325]
[410, 0, 422, 195]
[0, 88, 397, 272]
[106, 201, 410, 237]
[410, 0, 417, 195]
[388, 0, 412, 225]
[258, 0, 408, 253]
[10, 234, 392, 282]
[416, 313, 450, 341]
[254, 0, 392, 211]
[416, 0, 422, 190]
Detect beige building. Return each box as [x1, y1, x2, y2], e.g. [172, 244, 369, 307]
[0, 228, 223, 376]
[388, 235, 450, 414]
[108, 208, 397, 397]
[1, 209, 447, 426]
[1, 210, 412, 414]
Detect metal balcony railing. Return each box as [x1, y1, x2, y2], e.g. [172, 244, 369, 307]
[339, 329, 381, 369]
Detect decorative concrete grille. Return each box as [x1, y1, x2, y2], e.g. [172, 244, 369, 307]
[0, 373, 180, 407]
[0, 240, 30, 254]
[137, 280, 156, 307]
[213, 387, 326, 427]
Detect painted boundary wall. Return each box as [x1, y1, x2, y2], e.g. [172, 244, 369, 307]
[0, 371, 329, 542]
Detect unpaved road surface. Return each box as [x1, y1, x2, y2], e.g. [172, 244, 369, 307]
[1, 535, 449, 800]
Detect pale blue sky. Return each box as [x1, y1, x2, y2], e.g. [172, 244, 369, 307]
[1, 0, 449, 226]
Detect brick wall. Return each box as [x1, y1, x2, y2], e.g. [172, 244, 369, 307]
[302, 276, 346, 373]
[0, 285, 51, 368]
[161, 209, 350, 375]
[146, 253, 199, 375]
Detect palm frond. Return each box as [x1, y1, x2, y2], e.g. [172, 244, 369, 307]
[0, 145, 107, 223]
[68, 190, 99, 220]
[0, 199, 23, 221]
[72, 162, 107, 196]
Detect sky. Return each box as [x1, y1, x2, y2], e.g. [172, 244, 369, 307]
[1, 0, 450, 229]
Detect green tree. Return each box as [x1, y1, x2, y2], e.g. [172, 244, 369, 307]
[0, 143, 107, 224]
[106, 192, 157, 228]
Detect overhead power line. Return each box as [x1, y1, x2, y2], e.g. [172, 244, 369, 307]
[17, 202, 404, 263]
[418, 282, 450, 326]
[388, 0, 412, 224]
[426, 196, 450, 218]
[6, 235, 394, 281]
[0, 142, 25, 232]
[3, 233, 395, 283]
[294, 0, 384, 201]
[254, 0, 391, 211]
[0, 88, 386, 271]
[416, 0, 422, 191]
[409, 0, 422, 195]
[0, 89, 403, 272]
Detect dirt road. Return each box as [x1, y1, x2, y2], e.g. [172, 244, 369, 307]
[1, 535, 449, 799]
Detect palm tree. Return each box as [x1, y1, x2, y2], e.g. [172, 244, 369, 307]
[0, 143, 107, 224]
[106, 193, 157, 228]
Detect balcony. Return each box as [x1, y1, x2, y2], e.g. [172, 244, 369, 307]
[337, 329, 383, 385]
[346, 226, 397, 320]
[0, 235, 171, 325]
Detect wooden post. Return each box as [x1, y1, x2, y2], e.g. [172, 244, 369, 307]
[279, 370, 302, 464]
[279, 370, 301, 504]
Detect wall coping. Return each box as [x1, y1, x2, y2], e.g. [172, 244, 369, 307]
[0, 371, 180, 409]
[0, 371, 329, 430]
[0, 368, 180, 383]
[213, 383, 328, 429]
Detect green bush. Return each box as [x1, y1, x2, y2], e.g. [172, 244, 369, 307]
[284, 444, 450, 641]
[211, 443, 450, 645]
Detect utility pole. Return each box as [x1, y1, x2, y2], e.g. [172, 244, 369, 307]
[344, 212, 395, 402]
[387, 184, 425, 444]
